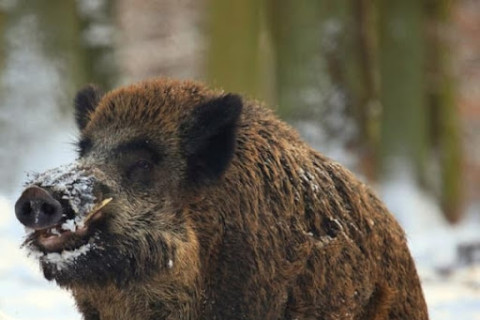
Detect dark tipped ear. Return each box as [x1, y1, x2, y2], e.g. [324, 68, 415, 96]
[181, 94, 243, 186]
[74, 85, 103, 130]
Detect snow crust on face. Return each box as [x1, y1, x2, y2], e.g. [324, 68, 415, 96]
[25, 162, 96, 231]
[61, 219, 77, 232]
[29, 243, 94, 271]
[21, 163, 102, 268]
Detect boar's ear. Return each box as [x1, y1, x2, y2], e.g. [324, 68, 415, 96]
[74, 85, 103, 130]
[181, 94, 243, 186]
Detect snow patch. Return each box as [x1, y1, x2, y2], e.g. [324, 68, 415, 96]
[33, 243, 94, 271]
[26, 162, 96, 217]
[61, 219, 77, 232]
[298, 168, 320, 193]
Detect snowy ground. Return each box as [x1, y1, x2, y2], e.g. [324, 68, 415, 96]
[382, 171, 480, 320]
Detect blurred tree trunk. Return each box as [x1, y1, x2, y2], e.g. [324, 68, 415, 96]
[0, 6, 5, 142]
[0, 7, 5, 74]
[206, 0, 266, 100]
[348, 0, 381, 180]
[425, 0, 463, 222]
[315, 1, 361, 165]
[378, 0, 428, 181]
[267, 1, 382, 177]
[34, 0, 88, 99]
[267, 0, 322, 119]
[76, 0, 117, 90]
[268, 1, 366, 170]
[114, 0, 204, 82]
[28, 0, 116, 100]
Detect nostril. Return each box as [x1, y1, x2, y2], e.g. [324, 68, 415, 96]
[41, 202, 56, 216]
[21, 201, 32, 216]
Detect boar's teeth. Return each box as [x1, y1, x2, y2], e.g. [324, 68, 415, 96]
[83, 198, 113, 223]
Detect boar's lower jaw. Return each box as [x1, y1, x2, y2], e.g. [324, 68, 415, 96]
[31, 231, 164, 288]
[38, 243, 94, 271]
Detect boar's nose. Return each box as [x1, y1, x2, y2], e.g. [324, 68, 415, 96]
[15, 186, 63, 230]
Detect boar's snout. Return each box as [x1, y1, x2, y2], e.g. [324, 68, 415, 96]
[15, 185, 63, 230]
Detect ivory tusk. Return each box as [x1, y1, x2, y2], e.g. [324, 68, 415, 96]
[84, 198, 113, 223]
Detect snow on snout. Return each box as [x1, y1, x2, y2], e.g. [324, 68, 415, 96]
[25, 162, 96, 231]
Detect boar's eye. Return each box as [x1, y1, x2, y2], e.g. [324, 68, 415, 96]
[115, 139, 162, 187]
[126, 159, 154, 184]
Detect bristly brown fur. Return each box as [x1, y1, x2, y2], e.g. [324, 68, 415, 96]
[54, 78, 428, 319]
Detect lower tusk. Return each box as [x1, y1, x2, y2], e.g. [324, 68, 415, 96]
[84, 198, 113, 223]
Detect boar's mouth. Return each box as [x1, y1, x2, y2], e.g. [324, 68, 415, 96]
[23, 196, 112, 254]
